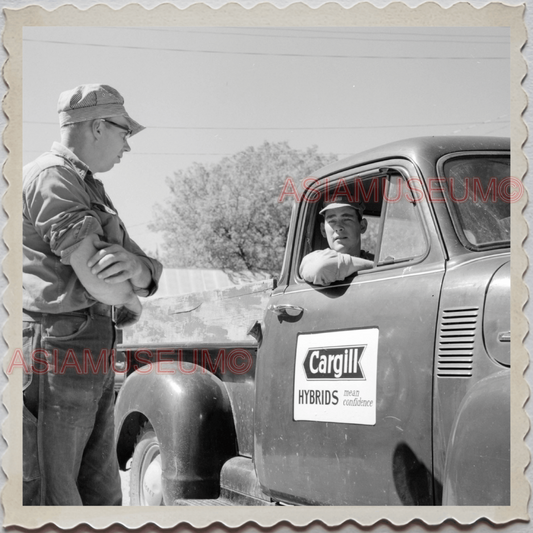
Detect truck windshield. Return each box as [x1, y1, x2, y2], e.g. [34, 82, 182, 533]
[442, 155, 510, 248]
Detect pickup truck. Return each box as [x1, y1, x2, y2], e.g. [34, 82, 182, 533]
[114, 136, 511, 506]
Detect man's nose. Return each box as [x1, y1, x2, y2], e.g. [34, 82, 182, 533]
[124, 140, 131, 152]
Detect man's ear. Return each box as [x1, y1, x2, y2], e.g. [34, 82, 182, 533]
[91, 119, 104, 139]
[320, 222, 326, 238]
[360, 218, 368, 234]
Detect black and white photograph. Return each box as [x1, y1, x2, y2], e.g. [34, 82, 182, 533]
[0, 1, 530, 531]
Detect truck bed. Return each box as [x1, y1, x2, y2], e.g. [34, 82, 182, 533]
[118, 278, 274, 351]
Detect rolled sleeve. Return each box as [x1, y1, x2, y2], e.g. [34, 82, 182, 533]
[24, 166, 104, 264]
[57, 216, 104, 264]
[300, 249, 341, 286]
[300, 249, 368, 286]
[120, 230, 163, 297]
[132, 255, 163, 297]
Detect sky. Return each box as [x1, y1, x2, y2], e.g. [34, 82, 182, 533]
[22, 26, 510, 255]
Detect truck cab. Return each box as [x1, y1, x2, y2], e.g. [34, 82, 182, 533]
[114, 136, 511, 506]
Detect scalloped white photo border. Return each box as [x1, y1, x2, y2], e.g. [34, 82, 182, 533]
[1, 2, 528, 530]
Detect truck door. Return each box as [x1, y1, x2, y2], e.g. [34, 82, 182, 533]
[255, 164, 446, 505]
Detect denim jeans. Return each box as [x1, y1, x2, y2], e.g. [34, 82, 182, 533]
[22, 308, 122, 506]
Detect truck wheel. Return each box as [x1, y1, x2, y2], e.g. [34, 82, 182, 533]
[130, 423, 164, 506]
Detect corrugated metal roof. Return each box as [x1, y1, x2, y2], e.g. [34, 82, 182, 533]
[151, 268, 271, 299]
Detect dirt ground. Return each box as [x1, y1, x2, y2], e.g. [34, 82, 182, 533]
[120, 469, 130, 506]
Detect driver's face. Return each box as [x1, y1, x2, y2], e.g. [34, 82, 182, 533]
[321, 206, 365, 256]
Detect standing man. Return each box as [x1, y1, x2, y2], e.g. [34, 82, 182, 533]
[300, 198, 373, 285]
[22, 84, 163, 505]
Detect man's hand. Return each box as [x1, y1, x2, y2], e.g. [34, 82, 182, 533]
[348, 256, 374, 271]
[70, 234, 139, 307]
[115, 295, 143, 329]
[88, 241, 150, 289]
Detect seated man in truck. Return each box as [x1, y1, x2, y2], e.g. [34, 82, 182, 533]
[300, 197, 374, 286]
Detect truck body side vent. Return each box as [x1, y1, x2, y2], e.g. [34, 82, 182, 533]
[437, 307, 478, 378]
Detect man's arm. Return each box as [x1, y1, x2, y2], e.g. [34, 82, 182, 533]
[69, 234, 142, 327]
[87, 241, 152, 289]
[300, 248, 373, 286]
[24, 166, 159, 302]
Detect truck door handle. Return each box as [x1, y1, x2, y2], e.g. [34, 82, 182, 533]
[269, 304, 304, 317]
[498, 331, 511, 342]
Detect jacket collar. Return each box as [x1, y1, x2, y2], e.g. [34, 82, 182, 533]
[51, 142, 92, 181]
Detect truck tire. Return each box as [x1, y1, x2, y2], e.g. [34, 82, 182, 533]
[130, 423, 164, 506]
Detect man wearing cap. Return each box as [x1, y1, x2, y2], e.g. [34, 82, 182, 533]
[22, 84, 163, 505]
[300, 197, 373, 286]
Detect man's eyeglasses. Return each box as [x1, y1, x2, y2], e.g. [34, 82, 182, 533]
[102, 119, 132, 139]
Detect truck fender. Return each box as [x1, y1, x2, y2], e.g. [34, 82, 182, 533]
[442, 371, 510, 505]
[114, 361, 237, 502]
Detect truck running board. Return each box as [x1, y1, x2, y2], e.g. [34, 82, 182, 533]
[173, 457, 277, 506]
[173, 493, 276, 506]
[173, 498, 234, 506]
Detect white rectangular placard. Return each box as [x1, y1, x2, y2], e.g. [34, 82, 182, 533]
[294, 328, 379, 425]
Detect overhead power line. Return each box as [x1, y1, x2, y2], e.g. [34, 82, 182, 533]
[109, 27, 509, 45]
[22, 38, 508, 60]
[100, 26, 509, 40]
[24, 119, 509, 131]
[251, 27, 509, 40]
[145, 120, 510, 131]
[23, 150, 344, 157]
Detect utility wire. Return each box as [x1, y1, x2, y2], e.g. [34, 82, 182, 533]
[22, 38, 508, 60]
[106, 27, 509, 45]
[246, 27, 509, 39]
[108, 26, 508, 40]
[23, 150, 355, 157]
[24, 119, 509, 130]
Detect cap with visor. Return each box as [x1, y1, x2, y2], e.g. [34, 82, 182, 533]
[57, 84, 145, 137]
[319, 197, 365, 219]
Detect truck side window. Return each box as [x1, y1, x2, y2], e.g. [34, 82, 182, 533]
[297, 175, 384, 285]
[299, 173, 427, 284]
[304, 176, 384, 259]
[378, 175, 427, 265]
[360, 213, 380, 258]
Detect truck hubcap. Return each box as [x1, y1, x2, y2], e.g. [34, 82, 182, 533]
[140, 442, 163, 505]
